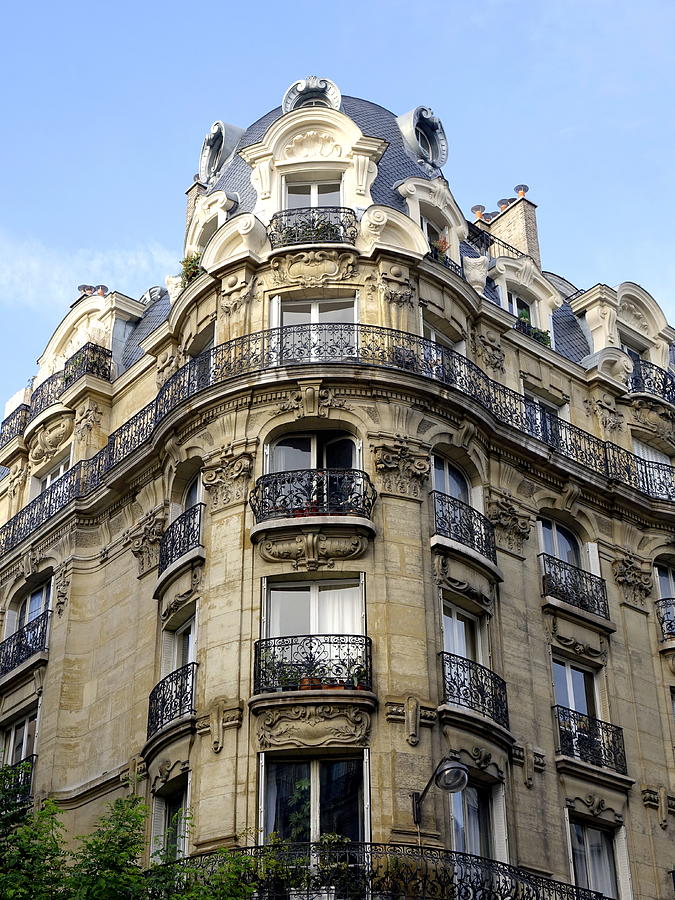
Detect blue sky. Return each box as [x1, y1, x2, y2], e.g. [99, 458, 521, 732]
[0, 0, 673, 406]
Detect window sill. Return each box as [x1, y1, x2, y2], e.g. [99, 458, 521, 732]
[554, 754, 634, 792]
[542, 596, 616, 634]
[430, 534, 503, 582]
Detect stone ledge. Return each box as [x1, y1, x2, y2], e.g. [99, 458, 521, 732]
[153, 546, 206, 600]
[437, 703, 515, 751]
[250, 516, 376, 543]
[554, 754, 635, 792]
[430, 534, 503, 582]
[542, 596, 617, 634]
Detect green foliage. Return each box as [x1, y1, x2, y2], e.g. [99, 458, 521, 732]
[0, 798, 68, 900]
[179, 253, 203, 288]
[147, 849, 258, 900]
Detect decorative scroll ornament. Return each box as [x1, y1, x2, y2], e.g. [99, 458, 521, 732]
[487, 494, 533, 552]
[161, 564, 203, 621]
[74, 399, 102, 438]
[125, 509, 166, 575]
[583, 395, 624, 433]
[369, 273, 416, 307]
[53, 563, 71, 617]
[641, 786, 675, 829]
[195, 699, 243, 753]
[612, 553, 653, 607]
[7, 461, 28, 501]
[511, 743, 545, 788]
[220, 277, 260, 315]
[318, 388, 351, 417]
[547, 616, 607, 662]
[473, 328, 505, 373]
[630, 399, 675, 447]
[28, 416, 74, 466]
[284, 131, 342, 160]
[432, 552, 494, 608]
[619, 298, 649, 333]
[371, 441, 430, 498]
[270, 250, 358, 288]
[258, 530, 369, 571]
[257, 704, 370, 749]
[566, 794, 624, 825]
[156, 349, 179, 388]
[202, 450, 254, 510]
[282, 76, 341, 113]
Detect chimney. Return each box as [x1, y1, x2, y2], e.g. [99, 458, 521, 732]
[485, 186, 542, 268]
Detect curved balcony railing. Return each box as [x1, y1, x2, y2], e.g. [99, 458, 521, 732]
[63, 342, 113, 388]
[513, 318, 551, 347]
[249, 468, 376, 523]
[147, 662, 197, 739]
[554, 705, 627, 774]
[27, 372, 64, 422]
[655, 598, 675, 640]
[0, 610, 50, 679]
[3, 324, 675, 561]
[440, 651, 509, 729]
[166, 842, 602, 900]
[0, 755, 36, 812]
[267, 206, 359, 249]
[541, 554, 609, 619]
[431, 491, 497, 564]
[0, 404, 29, 450]
[158, 503, 204, 576]
[254, 634, 372, 693]
[426, 246, 463, 278]
[630, 358, 675, 406]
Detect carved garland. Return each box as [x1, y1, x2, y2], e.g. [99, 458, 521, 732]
[256, 704, 371, 749]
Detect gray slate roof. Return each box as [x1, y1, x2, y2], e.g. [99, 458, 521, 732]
[118, 293, 172, 374]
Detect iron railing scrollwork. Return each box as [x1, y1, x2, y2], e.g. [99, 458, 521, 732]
[540, 554, 609, 619]
[0, 755, 36, 812]
[158, 503, 205, 575]
[431, 491, 497, 564]
[0, 610, 50, 678]
[160, 842, 602, 900]
[605, 442, 675, 501]
[630, 358, 675, 406]
[27, 372, 64, 422]
[426, 247, 464, 278]
[249, 469, 376, 523]
[0, 404, 30, 450]
[63, 342, 113, 387]
[655, 598, 675, 640]
[513, 318, 551, 347]
[440, 652, 509, 729]
[267, 207, 359, 249]
[466, 222, 532, 261]
[147, 662, 198, 738]
[554, 705, 627, 774]
[254, 634, 372, 693]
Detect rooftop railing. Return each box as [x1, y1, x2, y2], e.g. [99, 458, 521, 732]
[466, 221, 533, 261]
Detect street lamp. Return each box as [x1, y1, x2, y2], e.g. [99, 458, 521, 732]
[411, 758, 469, 825]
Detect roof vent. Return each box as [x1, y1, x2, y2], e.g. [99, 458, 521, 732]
[471, 205, 486, 220]
[514, 184, 529, 197]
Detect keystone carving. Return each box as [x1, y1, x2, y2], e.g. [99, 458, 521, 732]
[473, 328, 505, 373]
[630, 399, 675, 447]
[74, 400, 102, 438]
[487, 494, 533, 552]
[202, 450, 254, 510]
[371, 440, 430, 498]
[220, 277, 260, 315]
[618, 298, 649, 333]
[125, 509, 166, 576]
[156, 349, 179, 388]
[566, 794, 623, 825]
[463, 255, 490, 294]
[284, 131, 342, 160]
[278, 385, 351, 419]
[271, 250, 358, 287]
[432, 552, 494, 608]
[583, 395, 623, 433]
[258, 530, 370, 571]
[511, 743, 545, 788]
[195, 699, 243, 753]
[384, 698, 437, 738]
[256, 705, 371, 749]
[612, 553, 653, 607]
[641, 786, 675, 829]
[28, 416, 74, 466]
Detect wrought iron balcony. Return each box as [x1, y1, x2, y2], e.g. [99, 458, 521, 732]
[0, 755, 36, 813]
[440, 652, 509, 729]
[513, 317, 551, 347]
[630, 358, 675, 406]
[605, 443, 675, 501]
[27, 372, 64, 422]
[426, 245, 464, 278]
[147, 662, 198, 739]
[655, 598, 675, 640]
[267, 207, 359, 249]
[466, 221, 533, 261]
[431, 491, 497, 564]
[0, 610, 50, 679]
[0, 404, 29, 450]
[249, 468, 376, 523]
[254, 634, 372, 693]
[63, 342, 113, 387]
[540, 554, 609, 619]
[166, 842, 602, 900]
[554, 705, 627, 774]
[158, 503, 205, 576]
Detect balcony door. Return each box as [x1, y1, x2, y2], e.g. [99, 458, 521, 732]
[451, 783, 492, 857]
[539, 518, 581, 567]
[432, 456, 469, 502]
[553, 659, 596, 717]
[524, 395, 560, 446]
[553, 658, 602, 762]
[569, 820, 619, 899]
[443, 604, 480, 663]
[16, 583, 51, 631]
[269, 433, 358, 473]
[265, 581, 363, 639]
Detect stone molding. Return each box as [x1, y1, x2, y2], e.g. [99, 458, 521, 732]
[641, 785, 675, 829]
[270, 250, 358, 288]
[28, 415, 74, 467]
[202, 449, 254, 511]
[370, 438, 430, 499]
[511, 742, 546, 789]
[256, 703, 371, 749]
[432, 552, 494, 608]
[195, 699, 243, 753]
[612, 553, 653, 608]
[125, 508, 166, 576]
[257, 528, 370, 571]
[161, 564, 203, 622]
[384, 695, 437, 746]
[73, 400, 103, 439]
[487, 492, 533, 552]
[472, 327, 505, 373]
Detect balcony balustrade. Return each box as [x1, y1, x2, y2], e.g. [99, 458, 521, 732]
[0, 404, 29, 450]
[553, 705, 627, 774]
[3, 324, 675, 562]
[166, 842, 602, 900]
[27, 372, 64, 422]
[254, 634, 372, 693]
[147, 662, 197, 739]
[426, 245, 463, 278]
[249, 468, 376, 523]
[431, 491, 497, 564]
[158, 503, 205, 576]
[630, 358, 675, 406]
[63, 342, 113, 388]
[655, 598, 675, 640]
[267, 206, 358, 249]
[0, 610, 50, 679]
[513, 317, 551, 347]
[0, 755, 36, 812]
[440, 651, 509, 729]
[540, 554, 609, 619]
[466, 221, 532, 261]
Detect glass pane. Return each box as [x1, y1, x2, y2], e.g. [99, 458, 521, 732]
[178, 625, 193, 668]
[433, 456, 447, 493]
[424, 220, 441, 244]
[540, 519, 555, 556]
[184, 478, 199, 510]
[316, 299, 354, 324]
[317, 183, 341, 206]
[447, 466, 469, 502]
[570, 822, 591, 889]
[286, 184, 311, 209]
[553, 660, 570, 707]
[586, 826, 618, 898]
[271, 437, 312, 472]
[657, 565, 674, 598]
[280, 301, 312, 327]
[25, 714, 37, 758]
[516, 297, 531, 323]
[268, 586, 311, 637]
[323, 438, 354, 469]
[451, 791, 466, 852]
[320, 759, 363, 840]
[569, 666, 593, 716]
[266, 761, 311, 841]
[556, 525, 580, 566]
[11, 721, 25, 764]
[165, 790, 186, 860]
[462, 785, 491, 856]
[27, 590, 43, 622]
[456, 612, 477, 661]
[317, 584, 361, 634]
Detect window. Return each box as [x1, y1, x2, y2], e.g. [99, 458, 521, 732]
[278, 296, 355, 328]
[152, 781, 189, 861]
[1, 711, 37, 766]
[569, 820, 618, 899]
[450, 783, 492, 857]
[539, 518, 581, 567]
[423, 320, 454, 350]
[443, 603, 480, 661]
[421, 215, 442, 246]
[265, 580, 363, 639]
[39, 457, 69, 493]
[655, 562, 675, 599]
[268, 431, 359, 473]
[432, 455, 469, 503]
[285, 181, 341, 209]
[264, 757, 364, 842]
[161, 618, 195, 677]
[507, 292, 532, 323]
[415, 125, 432, 158]
[553, 658, 597, 717]
[183, 477, 200, 512]
[524, 395, 560, 446]
[633, 438, 671, 468]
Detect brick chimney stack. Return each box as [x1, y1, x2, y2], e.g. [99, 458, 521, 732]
[483, 196, 542, 268]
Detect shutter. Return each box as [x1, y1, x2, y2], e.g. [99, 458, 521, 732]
[260, 577, 268, 638]
[491, 782, 508, 863]
[633, 438, 670, 465]
[613, 827, 634, 900]
[362, 749, 371, 843]
[150, 796, 167, 860]
[161, 630, 176, 678]
[359, 573, 366, 633]
[182, 773, 192, 858]
[270, 295, 281, 329]
[562, 808, 576, 886]
[264, 443, 270, 473]
[258, 754, 266, 842]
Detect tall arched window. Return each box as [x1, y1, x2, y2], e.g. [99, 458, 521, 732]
[539, 517, 581, 567]
[432, 455, 470, 504]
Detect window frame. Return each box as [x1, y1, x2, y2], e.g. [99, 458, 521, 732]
[266, 431, 361, 473]
[1, 709, 38, 766]
[449, 780, 493, 857]
[263, 577, 365, 639]
[283, 178, 343, 209]
[655, 562, 675, 599]
[552, 656, 599, 718]
[442, 601, 483, 663]
[567, 816, 620, 900]
[537, 517, 582, 568]
[431, 454, 470, 503]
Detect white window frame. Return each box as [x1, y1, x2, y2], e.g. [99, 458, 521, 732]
[151, 778, 190, 861]
[161, 615, 197, 678]
[564, 810, 627, 900]
[263, 578, 365, 639]
[448, 780, 494, 858]
[656, 562, 675, 599]
[442, 601, 483, 664]
[552, 656, 600, 718]
[33, 451, 71, 498]
[283, 178, 343, 209]
[1, 709, 38, 765]
[271, 294, 358, 330]
[536, 517, 583, 567]
[266, 432, 362, 474]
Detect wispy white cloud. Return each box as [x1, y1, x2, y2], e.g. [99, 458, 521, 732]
[0, 230, 179, 308]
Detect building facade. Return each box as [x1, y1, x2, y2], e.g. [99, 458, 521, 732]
[1, 76, 675, 898]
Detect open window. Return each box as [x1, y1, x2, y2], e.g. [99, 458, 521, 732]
[151, 775, 189, 861]
[1, 710, 37, 767]
[268, 431, 359, 473]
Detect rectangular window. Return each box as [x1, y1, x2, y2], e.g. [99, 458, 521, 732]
[285, 181, 341, 209]
[266, 581, 363, 638]
[39, 456, 70, 494]
[450, 783, 492, 857]
[264, 757, 364, 842]
[152, 782, 189, 861]
[569, 820, 618, 899]
[2, 711, 38, 766]
[553, 659, 597, 717]
[524, 394, 560, 445]
[443, 604, 479, 661]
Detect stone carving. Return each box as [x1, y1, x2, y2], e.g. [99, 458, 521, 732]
[282, 77, 341, 114]
[53, 563, 71, 617]
[284, 130, 342, 160]
[619, 298, 649, 333]
[404, 695, 421, 746]
[583, 395, 624, 433]
[165, 274, 182, 303]
[202, 451, 254, 511]
[125, 755, 147, 792]
[630, 399, 675, 447]
[278, 391, 303, 415]
[432, 553, 494, 607]
[371, 441, 430, 498]
[258, 531, 369, 571]
[444, 741, 504, 780]
[156, 349, 179, 388]
[151, 758, 189, 794]
[547, 616, 607, 662]
[161, 565, 203, 621]
[28, 416, 74, 466]
[463, 255, 490, 294]
[271, 250, 358, 287]
[318, 388, 350, 417]
[125, 509, 166, 576]
[641, 786, 675, 829]
[470, 747, 494, 770]
[22, 548, 44, 578]
[369, 273, 415, 307]
[220, 277, 260, 315]
[74, 400, 102, 438]
[511, 743, 545, 788]
[473, 329, 505, 373]
[612, 553, 653, 607]
[195, 699, 243, 753]
[384, 699, 437, 734]
[487, 494, 533, 552]
[256, 704, 371, 749]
